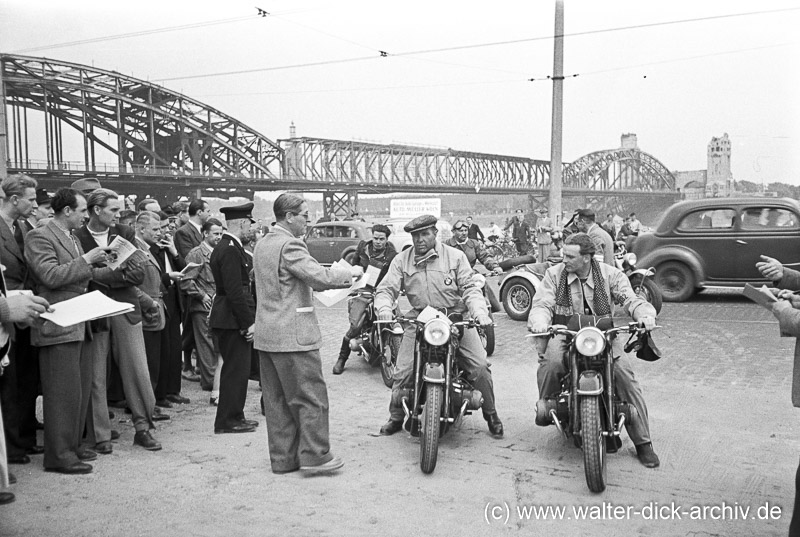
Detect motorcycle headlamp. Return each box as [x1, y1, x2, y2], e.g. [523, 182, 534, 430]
[423, 318, 451, 346]
[624, 252, 637, 266]
[471, 273, 486, 289]
[574, 327, 606, 357]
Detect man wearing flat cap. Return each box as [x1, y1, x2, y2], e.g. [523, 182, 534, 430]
[375, 214, 504, 438]
[70, 178, 103, 196]
[209, 202, 259, 434]
[574, 208, 614, 266]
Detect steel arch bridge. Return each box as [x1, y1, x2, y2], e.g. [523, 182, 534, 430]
[0, 53, 678, 203]
[0, 54, 283, 195]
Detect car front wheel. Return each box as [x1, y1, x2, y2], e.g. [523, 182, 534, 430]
[655, 261, 695, 302]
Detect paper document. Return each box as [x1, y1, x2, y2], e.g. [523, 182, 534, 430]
[106, 236, 138, 270]
[180, 262, 203, 279]
[314, 259, 367, 307]
[742, 283, 778, 309]
[40, 291, 134, 327]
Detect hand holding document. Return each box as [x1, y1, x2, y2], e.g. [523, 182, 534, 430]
[180, 262, 203, 279]
[315, 259, 369, 307]
[106, 236, 138, 270]
[40, 291, 134, 327]
[742, 283, 779, 309]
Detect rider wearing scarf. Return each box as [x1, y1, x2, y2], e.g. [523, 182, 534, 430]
[528, 232, 660, 468]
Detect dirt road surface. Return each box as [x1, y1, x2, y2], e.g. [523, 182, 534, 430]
[1, 290, 796, 537]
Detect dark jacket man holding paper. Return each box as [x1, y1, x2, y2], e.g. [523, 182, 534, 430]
[74, 188, 160, 452]
[253, 194, 360, 474]
[24, 188, 112, 474]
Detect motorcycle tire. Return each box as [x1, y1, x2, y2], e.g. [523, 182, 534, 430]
[630, 275, 663, 314]
[365, 328, 382, 367]
[479, 324, 495, 356]
[420, 383, 444, 474]
[580, 396, 607, 493]
[501, 279, 535, 321]
[380, 333, 401, 388]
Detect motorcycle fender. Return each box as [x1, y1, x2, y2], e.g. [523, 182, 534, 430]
[499, 271, 541, 298]
[629, 268, 655, 278]
[576, 370, 603, 396]
[422, 363, 446, 384]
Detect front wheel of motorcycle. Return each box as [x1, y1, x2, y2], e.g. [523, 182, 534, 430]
[420, 383, 444, 474]
[380, 333, 401, 388]
[580, 395, 607, 493]
[630, 275, 663, 314]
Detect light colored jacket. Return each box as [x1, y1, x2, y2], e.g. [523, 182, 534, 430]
[253, 225, 351, 352]
[528, 261, 656, 330]
[587, 223, 615, 266]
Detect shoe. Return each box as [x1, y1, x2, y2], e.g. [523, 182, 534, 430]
[635, 442, 660, 468]
[151, 408, 171, 422]
[0, 492, 15, 505]
[8, 472, 16, 485]
[484, 412, 504, 438]
[25, 445, 45, 455]
[379, 419, 403, 436]
[214, 424, 256, 434]
[165, 393, 190, 404]
[44, 462, 93, 475]
[155, 398, 173, 409]
[209, 396, 218, 406]
[300, 456, 344, 475]
[7, 454, 30, 465]
[108, 399, 127, 409]
[240, 419, 259, 428]
[77, 449, 97, 462]
[182, 370, 201, 382]
[110, 429, 120, 441]
[332, 358, 347, 375]
[273, 467, 300, 475]
[133, 430, 162, 451]
[94, 441, 113, 455]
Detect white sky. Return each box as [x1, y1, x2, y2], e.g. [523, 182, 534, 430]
[2, 0, 798, 185]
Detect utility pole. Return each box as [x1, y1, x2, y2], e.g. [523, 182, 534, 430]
[549, 0, 565, 226]
[0, 58, 7, 180]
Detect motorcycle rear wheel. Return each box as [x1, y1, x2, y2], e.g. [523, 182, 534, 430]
[380, 333, 401, 388]
[580, 396, 607, 493]
[478, 324, 495, 356]
[420, 383, 444, 474]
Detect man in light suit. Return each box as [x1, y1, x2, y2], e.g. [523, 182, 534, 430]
[254, 193, 361, 475]
[74, 189, 163, 452]
[209, 203, 258, 435]
[24, 188, 111, 474]
[174, 199, 209, 380]
[0, 174, 40, 464]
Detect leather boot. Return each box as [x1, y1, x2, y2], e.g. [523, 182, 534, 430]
[333, 338, 350, 375]
[484, 412, 504, 437]
[332, 358, 347, 375]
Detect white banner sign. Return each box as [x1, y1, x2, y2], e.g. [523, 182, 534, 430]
[389, 198, 441, 220]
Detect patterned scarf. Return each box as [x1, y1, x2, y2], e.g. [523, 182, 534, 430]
[553, 258, 611, 325]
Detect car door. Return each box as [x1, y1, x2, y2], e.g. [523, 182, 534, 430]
[305, 224, 337, 264]
[674, 206, 738, 281]
[733, 204, 800, 281]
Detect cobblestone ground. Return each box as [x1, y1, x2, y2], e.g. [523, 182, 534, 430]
[1, 288, 797, 537]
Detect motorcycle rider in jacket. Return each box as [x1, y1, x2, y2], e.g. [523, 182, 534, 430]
[333, 224, 397, 375]
[527, 233, 660, 468]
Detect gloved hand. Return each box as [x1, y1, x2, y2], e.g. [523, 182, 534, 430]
[476, 313, 492, 326]
[639, 316, 656, 331]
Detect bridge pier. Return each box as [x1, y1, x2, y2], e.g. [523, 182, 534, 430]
[322, 190, 358, 220]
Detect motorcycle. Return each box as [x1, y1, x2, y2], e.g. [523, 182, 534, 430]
[614, 241, 662, 314]
[346, 289, 403, 388]
[471, 271, 499, 356]
[529, 317, 657, 492]
[389, 307, 484, 474]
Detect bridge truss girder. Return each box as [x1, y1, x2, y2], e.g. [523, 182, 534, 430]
[563, 148, 676, 192]
[1, 54, 282, 183]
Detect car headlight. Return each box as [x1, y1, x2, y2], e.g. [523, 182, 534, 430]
[471, 273, 486, 289]
[423, 318, 451, 346]
[574, 327, 606, 357]
[624, 252, 637, 266]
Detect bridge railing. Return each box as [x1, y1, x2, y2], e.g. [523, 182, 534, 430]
[6, 159, 275, 180]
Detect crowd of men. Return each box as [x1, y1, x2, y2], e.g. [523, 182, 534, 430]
[0, 175, 274, 504]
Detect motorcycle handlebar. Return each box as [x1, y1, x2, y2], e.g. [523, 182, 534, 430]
[527, 322, 661, 338]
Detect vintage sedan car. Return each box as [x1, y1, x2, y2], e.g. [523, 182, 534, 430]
[632, 197, 800, 302]
[305, 221, 372, 265]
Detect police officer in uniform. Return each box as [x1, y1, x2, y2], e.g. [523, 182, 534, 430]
[209, 203, 259, 434]
[375, 215, 503, 438]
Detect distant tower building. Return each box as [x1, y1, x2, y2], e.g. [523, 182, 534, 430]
[706, 133, 732, 197]
[620, 133, 638, 150]
[285, 122, 302, 180]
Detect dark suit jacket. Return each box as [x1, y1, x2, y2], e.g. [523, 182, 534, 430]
[174, 222, 202, 260]
[467, 223, 484, 241]
[150, 244, 184, 318]
[209, 233, 255, 331]
[0, 216, 30, 291]
[74, 223, 146, 326]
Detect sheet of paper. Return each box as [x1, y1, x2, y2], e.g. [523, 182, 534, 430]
[106, 235, 138, 270]
[314, 258, 368, 307]
[180, 262, 203, 279]
[40, 290, 134, 327]
[742, 283, 778, 309]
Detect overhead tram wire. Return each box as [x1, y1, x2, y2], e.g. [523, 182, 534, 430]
[154, 6, 800, 83]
